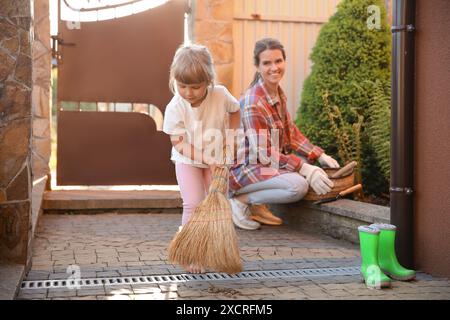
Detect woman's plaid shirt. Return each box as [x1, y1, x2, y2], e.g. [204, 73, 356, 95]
[229, 80, 324, 193]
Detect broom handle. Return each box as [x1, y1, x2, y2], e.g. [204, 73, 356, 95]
[208, 144, 232, 194]
[209, 166, 228, 194]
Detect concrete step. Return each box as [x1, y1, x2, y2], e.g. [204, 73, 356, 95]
[272, 199, 390, 244]
[43, 190, 182, 213]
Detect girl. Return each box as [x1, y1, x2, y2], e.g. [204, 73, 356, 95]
[228, 38, 340, 229]
[163, 44, 241, 273]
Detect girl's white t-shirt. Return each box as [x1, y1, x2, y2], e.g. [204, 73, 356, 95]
[163, 85, 240, 168]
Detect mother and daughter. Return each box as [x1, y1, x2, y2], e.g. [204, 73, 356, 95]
[163, 38, 339, 272]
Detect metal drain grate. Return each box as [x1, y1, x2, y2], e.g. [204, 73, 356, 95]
[21, 266, 360, 290]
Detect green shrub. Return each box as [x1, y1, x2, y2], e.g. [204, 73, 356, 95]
[297, 0, 391, 196]
[364, 79, 391, 182]
[322, 91, 364, 185]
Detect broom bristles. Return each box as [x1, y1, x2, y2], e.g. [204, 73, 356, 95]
[168, 166, 242, 274]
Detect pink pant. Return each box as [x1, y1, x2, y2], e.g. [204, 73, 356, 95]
[175, 163, 212, 225]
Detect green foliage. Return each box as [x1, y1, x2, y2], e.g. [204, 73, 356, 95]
[364, 79, 391, 181]
[322, 91, 363, 185]
[297, 0, 391, 196]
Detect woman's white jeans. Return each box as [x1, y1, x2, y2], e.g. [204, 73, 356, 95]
[234, 172, 309, 204]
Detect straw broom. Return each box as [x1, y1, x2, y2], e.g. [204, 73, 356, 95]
[167, 165, 242, 274]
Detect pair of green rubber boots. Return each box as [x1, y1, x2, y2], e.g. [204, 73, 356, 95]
[358, 223, 416, 289]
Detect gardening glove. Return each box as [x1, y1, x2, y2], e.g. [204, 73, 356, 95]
[299, 163, 334, 195]
[318, 153, 340, 168]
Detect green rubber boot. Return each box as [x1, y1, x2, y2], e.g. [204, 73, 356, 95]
[358, 225, 391, 289]
[370, 223, 416, 281]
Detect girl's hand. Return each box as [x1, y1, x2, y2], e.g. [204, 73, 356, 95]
[209, 164, 217, 174]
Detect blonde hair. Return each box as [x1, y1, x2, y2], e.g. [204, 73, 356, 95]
[169, 44, 215, 93]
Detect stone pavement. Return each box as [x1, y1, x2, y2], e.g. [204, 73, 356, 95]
[17, 213, 450, 300]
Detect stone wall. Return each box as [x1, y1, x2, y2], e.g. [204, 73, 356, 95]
[0, 0, 34, 264]
[0, 0, 51, 265]
[271, 200, 390, 244]
[193, 0, 234, 92]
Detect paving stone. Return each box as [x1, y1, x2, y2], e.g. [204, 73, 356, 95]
[132, 292, 178, 300]
[18, 213, 450, 300]
[76, 288, 107, 296]
[327, 289, 353, 297]
[102, 294, 132, 300]
[317, 283, 347, 290]
[190, 295, 221, 300]
[47, 288, 77, 298]
[159, 283, 179, 292]
[132, 284, 161, 294]
[274, 292, 309, 300]
[104, 285, 133, 295]
[96, 271, 120, 277]
[301, 288, 329, 298]
[237, 287, 279, 295]
[259, 280, 290, 288]
[16, 292, 48, 300]
[346, 288, 388, 296]
[177, 289, 209, 298]
[25, 270, 50, 281]
[118, 270, 143, 276]
[48, 272, 72, 280]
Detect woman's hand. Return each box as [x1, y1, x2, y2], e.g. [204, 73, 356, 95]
[299, 163, 334, 195]
[318, 153, 340, 168]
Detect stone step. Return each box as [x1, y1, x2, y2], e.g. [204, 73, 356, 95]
[42, 190, 182, 213]
[271, 199, 390, 244]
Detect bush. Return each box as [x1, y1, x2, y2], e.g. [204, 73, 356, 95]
[297, 0, 391, 196]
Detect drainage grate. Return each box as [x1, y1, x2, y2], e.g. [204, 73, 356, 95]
[21, 266, 360, 290]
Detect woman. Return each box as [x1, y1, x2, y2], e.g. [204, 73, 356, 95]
[229, 38, 339, 230]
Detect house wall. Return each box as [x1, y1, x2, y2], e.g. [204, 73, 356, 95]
[414, 0, 450, 277]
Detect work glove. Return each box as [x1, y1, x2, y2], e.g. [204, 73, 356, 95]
[318, 153, 340, 168]
[299, 163, 334, 195]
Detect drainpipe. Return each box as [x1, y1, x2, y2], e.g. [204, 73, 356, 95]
[390, 0, 416, 269]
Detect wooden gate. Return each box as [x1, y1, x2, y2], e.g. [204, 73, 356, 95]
[56, 0, 186, 185]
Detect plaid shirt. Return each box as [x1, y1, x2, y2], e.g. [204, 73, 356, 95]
[229, 80, 323, 193]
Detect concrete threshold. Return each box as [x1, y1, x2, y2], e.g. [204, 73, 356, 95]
[42, 190, 182, 213]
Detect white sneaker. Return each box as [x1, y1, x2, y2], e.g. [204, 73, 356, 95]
[229, 198, 261, 230]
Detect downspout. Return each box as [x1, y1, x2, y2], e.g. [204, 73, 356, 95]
[390, 0, 416, 268]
